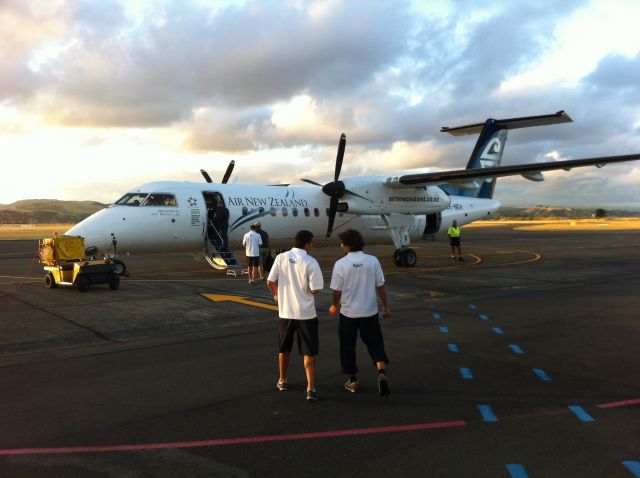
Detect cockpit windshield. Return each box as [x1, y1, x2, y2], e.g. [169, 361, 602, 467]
[115, 193, 148, 206]
[143, 194, 177, 206]
[114, 193, 177, 207]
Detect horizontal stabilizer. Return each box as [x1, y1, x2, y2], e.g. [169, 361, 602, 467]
[441, 111, 573, 137]
[399, 153, 640, 186]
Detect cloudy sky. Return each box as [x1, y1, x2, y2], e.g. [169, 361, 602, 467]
[1, 0, 640, 208]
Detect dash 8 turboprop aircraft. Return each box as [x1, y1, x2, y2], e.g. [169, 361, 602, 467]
[67, 111, 640, 274]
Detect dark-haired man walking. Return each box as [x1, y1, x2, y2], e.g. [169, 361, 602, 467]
[267, 230, 324, 401]
[329, 229, 391, 396]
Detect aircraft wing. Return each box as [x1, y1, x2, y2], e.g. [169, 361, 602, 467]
[397, 153, 640, 187]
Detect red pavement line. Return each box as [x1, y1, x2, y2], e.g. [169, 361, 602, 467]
[595, 398, 640, 409]
[0, 420, 467, 456]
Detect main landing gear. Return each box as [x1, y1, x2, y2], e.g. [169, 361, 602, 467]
[393, 248, 417, 267]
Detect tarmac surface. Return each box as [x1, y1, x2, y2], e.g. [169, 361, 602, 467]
[0, 224, 638, 477]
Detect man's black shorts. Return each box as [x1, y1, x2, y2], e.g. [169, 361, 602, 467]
[449, 237, 461, 246]
[247, 256, 259, 267]
[278, 318, 319, 356]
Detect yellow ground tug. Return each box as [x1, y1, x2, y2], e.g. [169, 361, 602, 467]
[39, 236, 119, 292]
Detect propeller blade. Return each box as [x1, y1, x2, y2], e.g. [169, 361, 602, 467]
[221, 160, 235, 184]
[334, 133, 346, 181]
[326, 196, 339, 238]
[200, 169, 213, 183]
[344, 188, 374, 203]
[301, 178, 324, 187]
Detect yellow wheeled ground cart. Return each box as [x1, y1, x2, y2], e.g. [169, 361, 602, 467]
[39, 236, 119, 292]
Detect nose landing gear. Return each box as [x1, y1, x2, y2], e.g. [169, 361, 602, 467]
[108, 234, 127, 276]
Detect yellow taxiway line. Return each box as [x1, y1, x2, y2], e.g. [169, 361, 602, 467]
[202, 293, 278, 311]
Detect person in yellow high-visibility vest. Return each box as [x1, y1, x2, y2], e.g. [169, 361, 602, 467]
[447, 220, 464, 262]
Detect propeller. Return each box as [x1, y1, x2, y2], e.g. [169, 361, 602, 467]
[200, 160, 236, 184]
[200, 169, 213, 183]
[221, 160, 235, 184]
[301, 134, 371, 238]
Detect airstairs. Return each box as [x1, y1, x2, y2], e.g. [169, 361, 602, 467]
[205, 223, 244, 275]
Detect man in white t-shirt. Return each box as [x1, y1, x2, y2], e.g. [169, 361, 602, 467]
[267, 230, 324, 401]
[329, 229, 391, 396]
[242, 224, 262, 284]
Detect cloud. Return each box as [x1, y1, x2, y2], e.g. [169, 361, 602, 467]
[11, 0, 412, 129]
[0, 0, 72, 99]
[1, 0, 639, 206]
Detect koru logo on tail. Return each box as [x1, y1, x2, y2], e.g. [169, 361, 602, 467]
[479, 130, 506, 168]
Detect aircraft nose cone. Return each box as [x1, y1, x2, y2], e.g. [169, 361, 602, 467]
[65, 223, 85, 236]
[65, 211, 109, 252]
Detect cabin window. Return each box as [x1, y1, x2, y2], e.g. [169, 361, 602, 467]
[292, 207, 298, 217]
[314, 208, 320, 217]
[304, 208, 310, 217]
[270, 207, 276, 217]
[282, 207, 288, 217]
[242, 207, 248, 216]
[115, 192, 148, 206]
[143, 193, 177, 207]
[258, 207, 265, 214]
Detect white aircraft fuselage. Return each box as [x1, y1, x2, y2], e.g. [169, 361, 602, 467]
[66, 179, 500, 255]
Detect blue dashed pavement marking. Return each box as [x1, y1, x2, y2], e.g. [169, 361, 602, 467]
[433, 313, 441, 320]
[492, 327, 504, 334]
[479, 314, 489, 320]
[622, 461, 640, 477]
[532, 368, 552, 381]
[469, 304, 477, 309]
[506, 464, 529, 477]
[568, 405, 594, 422]
[459, 367, 473, 380]
[439, 326, 448, 333]
[509, 344, 524, 354]
[477, 404, 498, 422]
[447, 344, 459, 352]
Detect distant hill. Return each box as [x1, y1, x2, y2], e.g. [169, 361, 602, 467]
[495, 206, 640, 219]
[0, 199, 107, 224]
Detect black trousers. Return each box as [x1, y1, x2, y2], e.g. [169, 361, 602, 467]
[339, 313, 389, 376]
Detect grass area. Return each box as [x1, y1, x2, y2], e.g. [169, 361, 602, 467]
[468, 218, 640, 231]
[0, 224, 75, 240]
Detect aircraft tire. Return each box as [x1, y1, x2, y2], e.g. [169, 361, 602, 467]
[402, 248, 417, 267]
[113, 260, 127, 276]
[44, 273, 57, 288]
[393, 249, 406, 267]
[76, 274, 90, 293]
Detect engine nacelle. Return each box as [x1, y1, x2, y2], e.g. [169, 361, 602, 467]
[341, 177, 451, 215]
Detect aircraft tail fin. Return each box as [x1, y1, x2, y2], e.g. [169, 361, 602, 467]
[440, 111, 572, 199]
